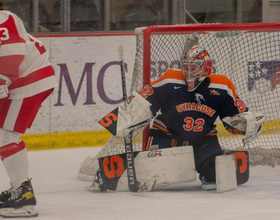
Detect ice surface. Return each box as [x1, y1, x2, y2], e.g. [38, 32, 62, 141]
[1, 147, 280, 220]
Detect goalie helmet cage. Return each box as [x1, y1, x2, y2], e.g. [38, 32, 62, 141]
[105, 23, 280, 166]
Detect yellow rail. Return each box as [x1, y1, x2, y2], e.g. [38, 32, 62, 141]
[22, 120, 279, 151]
[22, 130, 111, 151]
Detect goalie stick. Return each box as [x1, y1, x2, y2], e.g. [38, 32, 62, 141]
[119, 45, 140, 192]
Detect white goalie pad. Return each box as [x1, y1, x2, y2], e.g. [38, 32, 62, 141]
[216, 153, 237, 193]
[78, 156, 98, 182]
[98, 91, 153, 137]
[116, 146, 196, 191]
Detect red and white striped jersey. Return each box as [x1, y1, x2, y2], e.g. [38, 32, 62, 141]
[0, 11, 57, 99]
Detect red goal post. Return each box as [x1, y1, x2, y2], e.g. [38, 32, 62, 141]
[131, 23, 280, 165]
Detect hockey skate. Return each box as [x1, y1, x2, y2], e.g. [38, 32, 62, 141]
[200, 176, 216, 190]
[0, 179, 38, 218]
[0, 185, 13, 203]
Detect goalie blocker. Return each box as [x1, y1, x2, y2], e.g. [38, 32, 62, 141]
[90, 146, 249, 192]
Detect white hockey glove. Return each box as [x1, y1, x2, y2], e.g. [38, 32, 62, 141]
[0, 75, 11, 99]
[222, 112, 264, 145]
[239, 112, 264, 145]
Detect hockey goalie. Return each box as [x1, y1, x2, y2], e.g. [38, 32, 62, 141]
[83, 36, 264, 193]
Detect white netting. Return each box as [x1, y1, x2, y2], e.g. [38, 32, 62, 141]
[102, 24, 280, 166]
[79, 24, 280, 181]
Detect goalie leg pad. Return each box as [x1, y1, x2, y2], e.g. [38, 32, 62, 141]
[78, 156, 97, 182]
[215, 151, 249, 192]
[216, 153, 237, 192]
[231, 151, 249, 185]
[96, 146, 196, 192]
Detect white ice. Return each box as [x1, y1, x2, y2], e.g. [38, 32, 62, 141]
[1, 146, 280, 220]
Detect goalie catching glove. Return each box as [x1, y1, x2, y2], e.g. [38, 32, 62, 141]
[222, 112, 264, 145]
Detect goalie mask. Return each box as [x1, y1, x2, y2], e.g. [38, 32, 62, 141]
[181, 45, 213, 91]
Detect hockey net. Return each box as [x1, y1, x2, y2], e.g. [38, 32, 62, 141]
[79, 23, 280, 181]
[132, 24, 280, 166]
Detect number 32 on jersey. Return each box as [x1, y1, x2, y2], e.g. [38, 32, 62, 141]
[183, 117, 205, 132]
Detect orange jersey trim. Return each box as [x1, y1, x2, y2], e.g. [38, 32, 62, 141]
[150, 69, 185, 87]
[153, 122, 169, 133]
[205, 132, 218, 136]
[208, 74, 237, 99]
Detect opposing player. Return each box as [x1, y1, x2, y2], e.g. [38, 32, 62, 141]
[97, 39, 264, 192]
[0, 1, 57, 217]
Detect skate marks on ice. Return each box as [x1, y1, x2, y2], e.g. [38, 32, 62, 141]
[0, 147, 279, 219]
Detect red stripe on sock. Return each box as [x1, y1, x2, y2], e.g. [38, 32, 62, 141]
[0, 141, 26, 160]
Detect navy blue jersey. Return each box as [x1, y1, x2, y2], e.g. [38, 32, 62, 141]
[138, 69, 248, 141]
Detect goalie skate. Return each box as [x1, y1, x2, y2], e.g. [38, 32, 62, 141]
[200, 176, 216, 190]
[86, 171, 107, 192]
[86, 180, 101, 192]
